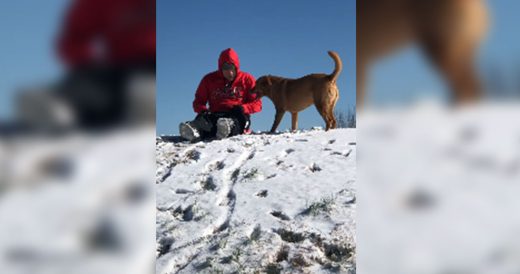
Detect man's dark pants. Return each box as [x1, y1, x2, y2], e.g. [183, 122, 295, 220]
[189, 107, 250, 139]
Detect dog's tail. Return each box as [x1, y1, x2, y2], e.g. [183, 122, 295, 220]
[327, 51, 342, 83]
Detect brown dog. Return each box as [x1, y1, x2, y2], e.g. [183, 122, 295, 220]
[357, 0, 488, 106]
[252, 51, 342, 133]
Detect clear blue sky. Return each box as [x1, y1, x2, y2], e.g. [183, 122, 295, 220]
[156, 0, 356, 135]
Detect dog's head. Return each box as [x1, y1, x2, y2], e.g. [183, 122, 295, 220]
[251, 75, 273, 97]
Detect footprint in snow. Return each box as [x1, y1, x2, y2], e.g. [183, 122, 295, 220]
[243, 168, 265, 181]
[278, 148, 295, 158]
[275, 245, 290, 263]
[344, 196, 356, 205]
[338, 189, 356, 205]
[207, 160, 225, 171]
[256, 190, 268, 197]
[266, 174, 277, 179]
[271, 211, 291, 221]
[184, 149, 201, 161]
[157, 237, 174, 257]
[275, 228, 305, 243]
[249, 224, 262, 241]
[309, 163, 322, 172]
[172, 204, 195, 221]
[175, 188, 194, 194]
[230, 168, 241, 182]
[331, 149, 352, 158]
[200, 175, 217, 191]
[193, 257, 213, 270]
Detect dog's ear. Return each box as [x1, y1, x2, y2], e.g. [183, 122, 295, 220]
[267, 75, 272, 86]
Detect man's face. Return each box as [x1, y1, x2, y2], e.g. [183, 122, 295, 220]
[222, 63, 236, 82]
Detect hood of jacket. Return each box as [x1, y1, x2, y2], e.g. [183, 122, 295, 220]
[218, 48, 240, 75]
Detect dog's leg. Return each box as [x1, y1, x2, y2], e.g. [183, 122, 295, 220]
[330, 89, 339, 129]
[325, 111, 333, 131]
[422, 39, 481, 103]
[270, 109, 285, 133]
[418, 1, 487, 103]
[325, 104, 337, 131]
[357, 60, 366, 108]
[329, 107, 337, 129]
[331, 107, 338, 129]
[291, 112, 298, 132]
[329, 112, 337, 129]
[314, 104, 330, 131]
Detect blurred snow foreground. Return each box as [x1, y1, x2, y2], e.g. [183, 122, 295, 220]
[156, 128, 357, 273]
[358, 101, 520, 274]
[0, 127, 155, 274]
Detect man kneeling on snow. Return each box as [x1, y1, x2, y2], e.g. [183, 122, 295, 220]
[179, 48, 262, 141]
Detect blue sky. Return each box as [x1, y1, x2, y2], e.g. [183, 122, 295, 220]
[1, 1, 519, 130]
[156, 0, 356, 135]
[0, 0, 68, 120]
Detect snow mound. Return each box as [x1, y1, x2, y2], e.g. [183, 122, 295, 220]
[156, 129, 356, 274]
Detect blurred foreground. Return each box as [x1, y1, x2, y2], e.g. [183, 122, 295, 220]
[0, 1, 156, 273]
[0, 126, 155, 274]
[359, 101, 520, 274]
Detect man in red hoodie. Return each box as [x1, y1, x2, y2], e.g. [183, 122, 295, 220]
[179, 48, 262, 141]
[56, 0, 156, 128]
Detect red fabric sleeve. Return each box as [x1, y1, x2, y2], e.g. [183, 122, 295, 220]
[241, 75, 262, 114]
[192, 77, 209, 113]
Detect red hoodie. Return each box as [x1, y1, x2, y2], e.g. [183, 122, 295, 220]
[57, 0, 156, 68]
[193, 48, 262, 115]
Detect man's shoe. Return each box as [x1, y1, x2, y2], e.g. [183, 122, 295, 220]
[179, 122, 200, 141]
[216, 118, 235, 139]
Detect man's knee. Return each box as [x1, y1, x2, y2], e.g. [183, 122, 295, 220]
[192, 113, 214, 133]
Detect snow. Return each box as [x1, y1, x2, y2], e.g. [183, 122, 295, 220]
[0, 127, 155, 274]
[156, 128, 356, 273]
[358, 101, 520, 274]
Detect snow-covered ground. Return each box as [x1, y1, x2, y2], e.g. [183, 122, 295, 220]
[156, 128, 356, 274]
[0, 128, 155, 274]
[358, 102, 520, 274]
